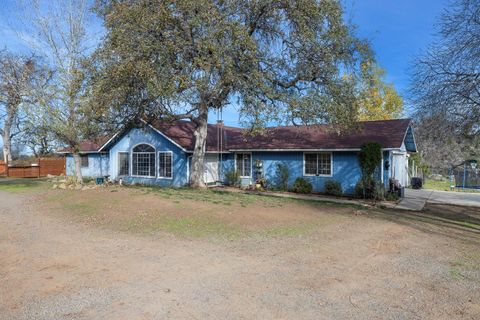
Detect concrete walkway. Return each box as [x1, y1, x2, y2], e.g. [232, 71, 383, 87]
[390, 189, 480, 211]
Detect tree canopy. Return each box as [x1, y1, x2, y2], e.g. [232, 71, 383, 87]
[358, 62, 403, 121]
[93, 0, 372, 187]
[411, 0, 480, 138]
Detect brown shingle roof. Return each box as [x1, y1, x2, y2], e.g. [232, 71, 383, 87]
[69, 119, 412, 153]
[57, 135, 112, 153]
[149, 119, 412, 151]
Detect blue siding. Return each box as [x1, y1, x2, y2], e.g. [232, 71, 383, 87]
[223, 151, 364, 195]
[66, 153, 109, 178]
[108, 126, 189, 187]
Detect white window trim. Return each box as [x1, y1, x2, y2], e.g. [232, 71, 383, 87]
[117, 151, 130, 177]
[303, 152, 333, 177]
[131, 143, 156, 178]
[235, 152, 252, 178]
[158, 151, 173, 180]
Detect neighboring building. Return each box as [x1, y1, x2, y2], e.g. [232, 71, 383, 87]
[59, 119, 417, 195]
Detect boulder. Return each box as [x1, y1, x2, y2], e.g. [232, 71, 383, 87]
[58, 183, 67, 190]
[82, 186, 89, 191]
[75, 184, 83, 190]
[52, 184, 58, 190]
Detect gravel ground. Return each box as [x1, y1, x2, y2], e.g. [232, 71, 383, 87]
[0, 190, 479, 319]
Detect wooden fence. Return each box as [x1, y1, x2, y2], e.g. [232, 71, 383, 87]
[0, 157, 66, 178]
[0, 161, 6, 176]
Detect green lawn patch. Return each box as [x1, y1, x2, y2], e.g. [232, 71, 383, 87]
[0, 178, 50, 193]
[423, 179, 452, 191]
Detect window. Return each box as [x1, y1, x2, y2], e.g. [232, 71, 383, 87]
[132, 144, 156, 177]
[118, 152, 129, 176]
[304, 153, 332, 176]
[81, 155, 89, 168]
[158, 152, 172, 178]
[236, 153, 251, 177]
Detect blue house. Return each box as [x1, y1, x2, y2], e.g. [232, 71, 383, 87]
[61, 119, 417, 195]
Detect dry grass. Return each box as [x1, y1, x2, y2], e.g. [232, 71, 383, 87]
[41, 185, 355, 239]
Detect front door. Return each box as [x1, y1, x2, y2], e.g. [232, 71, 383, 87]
[204, 153, 219, 184]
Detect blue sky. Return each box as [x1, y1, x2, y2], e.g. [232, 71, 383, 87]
[0, 0, 448, 127]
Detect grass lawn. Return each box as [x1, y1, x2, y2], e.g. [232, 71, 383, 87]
[423, 179, 452, 191]
[424, 179, 480, 193]
[42, 185, 359, 239]
[0, 177, 51, 193]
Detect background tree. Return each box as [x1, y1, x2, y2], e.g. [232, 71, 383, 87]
[358, 62, 403, 121]
[413, 114, 479, 173]
[410, 0, 479, 172]
[0, 51, 36, 163]
[411, 0, 480, 138]
[93, 0, 372, 188]
[21, 0, 102, 183]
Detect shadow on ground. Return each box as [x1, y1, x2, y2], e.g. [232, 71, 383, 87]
[372, 203, 480, 244]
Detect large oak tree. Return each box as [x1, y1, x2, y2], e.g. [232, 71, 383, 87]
[93, 0, 371, 187]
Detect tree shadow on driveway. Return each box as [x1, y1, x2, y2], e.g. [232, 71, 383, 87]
[372, 203, 480, 245]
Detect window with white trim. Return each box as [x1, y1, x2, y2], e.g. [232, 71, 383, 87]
[158, 152, 172, 178]
[304, 152, 332, 176]
[132, 144, 156, 177]
[236, 153, 251, 177]
[118, 152, 129, 176]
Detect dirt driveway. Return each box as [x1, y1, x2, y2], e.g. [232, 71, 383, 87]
[1, 188, 479, 319]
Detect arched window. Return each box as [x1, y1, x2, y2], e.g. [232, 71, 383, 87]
[132, 144, 156, 177]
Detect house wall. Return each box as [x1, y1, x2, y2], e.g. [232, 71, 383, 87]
[221, 150, 395, 195]
[108, 126, 189, 187]
[66, 153, 109, 178]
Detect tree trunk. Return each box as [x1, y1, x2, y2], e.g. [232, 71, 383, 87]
[2, 111, 13, 163]
[190, 107, 208, 188]
[72, 151, 84, 184]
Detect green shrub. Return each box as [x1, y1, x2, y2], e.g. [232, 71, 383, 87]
[276, 163, 290, 191]
[225, 170, 240, 186]
[324, 180, 342, 196]
[355, 179, 385, 200]
[358, 142, 383, 199]
[385, 192, 399, 202]
[292, 177, 313, 194]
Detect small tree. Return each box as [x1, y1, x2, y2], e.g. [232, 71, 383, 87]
[21, 0, 101, 184]
[358, 142, 382, 199]
[0, 51, 36, 163]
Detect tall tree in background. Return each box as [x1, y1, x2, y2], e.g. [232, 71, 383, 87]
[21, 0, 101, 183]
[0, 51, 35, 163]
[94, 0, 372, 188]
[358, 62, 403, 121]
[411, 0, 480, 138]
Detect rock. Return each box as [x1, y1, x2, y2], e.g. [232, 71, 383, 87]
[68, 184, 74, 190]
[46, 174, 55, 179]
[82, 186, 89, 191]
[52, 184, 58, 189]
[58, 183, 67, 190]
[58, 179, 67, 183]
[74, 184, 82, 190]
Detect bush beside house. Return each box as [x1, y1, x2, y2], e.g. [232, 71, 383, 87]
[292, 177, 313, 194]
[324, 180, 343, 196]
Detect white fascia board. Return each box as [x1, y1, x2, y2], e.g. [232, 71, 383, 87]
[98, 132, 119, 152]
